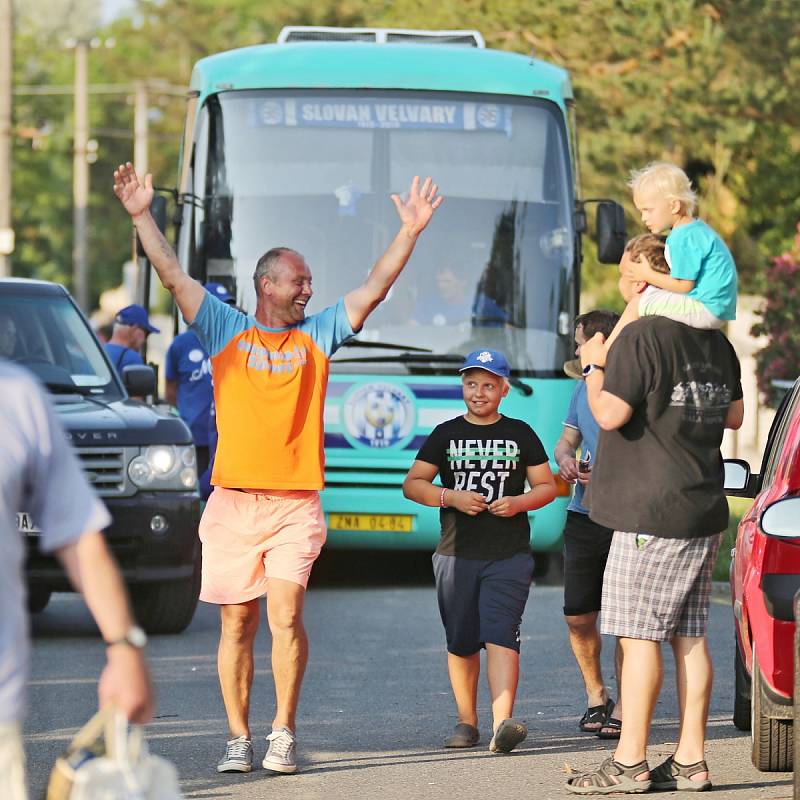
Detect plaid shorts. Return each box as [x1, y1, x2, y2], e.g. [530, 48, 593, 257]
[600, 531, 723, 641]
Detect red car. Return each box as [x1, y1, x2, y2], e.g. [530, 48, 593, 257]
[726, 376, 800, 772]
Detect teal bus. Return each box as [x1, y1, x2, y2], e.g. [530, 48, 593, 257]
[170, 27, 624, 570]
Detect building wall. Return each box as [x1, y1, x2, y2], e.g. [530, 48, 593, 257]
[722, 294, 774, 469]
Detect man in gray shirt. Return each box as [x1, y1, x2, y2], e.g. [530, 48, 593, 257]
[0, 360, 154, 800]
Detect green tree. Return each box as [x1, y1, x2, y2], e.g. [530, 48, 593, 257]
[751, 224, 800, 407]
[9, 0, 800, 310]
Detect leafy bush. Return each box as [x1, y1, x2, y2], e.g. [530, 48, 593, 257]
[713, 497, 752, 582]
[752, 222, 800, 407]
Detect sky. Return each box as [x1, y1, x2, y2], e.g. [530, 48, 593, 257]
[100, 0, 133, 24]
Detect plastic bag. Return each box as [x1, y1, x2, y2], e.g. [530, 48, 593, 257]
[46, 706, 183, 800]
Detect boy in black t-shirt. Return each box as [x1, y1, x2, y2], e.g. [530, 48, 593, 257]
[403, 349, 556, 754]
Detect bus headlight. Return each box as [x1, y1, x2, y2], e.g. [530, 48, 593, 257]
[128, 445, 198, 490]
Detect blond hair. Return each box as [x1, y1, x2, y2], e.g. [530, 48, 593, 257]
[625, 234, 669, 274]
[628, 162, 696, 215]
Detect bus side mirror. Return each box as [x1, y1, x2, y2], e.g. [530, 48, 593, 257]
[596, 201, 626, 264]
[136, 195, 168, 257]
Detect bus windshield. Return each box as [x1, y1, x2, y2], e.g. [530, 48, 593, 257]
[193, 89, 576, 375]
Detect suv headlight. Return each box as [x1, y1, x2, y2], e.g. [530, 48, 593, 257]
[128, 445, 197, 490]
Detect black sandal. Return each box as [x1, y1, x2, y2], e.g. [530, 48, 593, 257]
[650, 755, 711, 791]
[566, 756, 651, 795]
[597, 716, 622, 739]
[579, 698, 614, 733]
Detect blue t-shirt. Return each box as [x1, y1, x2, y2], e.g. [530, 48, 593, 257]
[198, 400, 218, 501]
[165, 330, 213, 446]
[564, 380, 599, 515]
[666, 219, 737, 320]
[0, 361, 110, 723]
[104, 343, 144, 374]
[412, 296, 470, 326]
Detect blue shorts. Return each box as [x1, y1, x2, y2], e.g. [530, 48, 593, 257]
[432, 552, 534, 656]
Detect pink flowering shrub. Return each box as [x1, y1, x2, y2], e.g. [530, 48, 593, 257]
[752, 223, 800, 407]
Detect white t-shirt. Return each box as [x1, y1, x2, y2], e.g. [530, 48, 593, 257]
[0, 361, 110, 723]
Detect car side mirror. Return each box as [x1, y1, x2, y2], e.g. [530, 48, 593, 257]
[723, 458, 758, 497]
[122, 364, 156, 398]
[596, 201, 626, 264]
[760, 497, 800, 539]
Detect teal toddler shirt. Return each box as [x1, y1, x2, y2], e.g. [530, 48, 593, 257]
[665, 219, 738, 320]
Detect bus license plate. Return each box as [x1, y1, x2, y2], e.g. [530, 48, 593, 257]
[17, 512, 41, 534]
[328, 513, 412, 533]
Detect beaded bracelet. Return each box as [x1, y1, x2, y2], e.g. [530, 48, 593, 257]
[440, 488, 447, 508]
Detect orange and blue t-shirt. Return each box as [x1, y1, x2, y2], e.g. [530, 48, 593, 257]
[190, 294, 354, 490]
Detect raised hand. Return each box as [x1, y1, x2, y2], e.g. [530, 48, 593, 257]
[391, 176, 443, 236]
[113, 162, 154, 219]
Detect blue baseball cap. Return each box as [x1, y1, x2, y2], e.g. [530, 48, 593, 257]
[114, 304, 160, 334]
[205, 281, 235, 305]
[459, 349, 510, 379]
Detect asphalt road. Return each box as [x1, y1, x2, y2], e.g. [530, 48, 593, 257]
[24, 554, 794, 799]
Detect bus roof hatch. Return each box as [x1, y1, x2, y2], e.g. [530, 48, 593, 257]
[277, 27, 485, 48]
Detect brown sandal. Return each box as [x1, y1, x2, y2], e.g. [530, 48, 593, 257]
[566, 756, 651, 795]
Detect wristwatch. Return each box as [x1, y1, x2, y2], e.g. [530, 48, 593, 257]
[106, 625, 148, 649]
[581, 363, 605, 377]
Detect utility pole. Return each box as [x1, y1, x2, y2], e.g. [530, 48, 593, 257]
[133, 80, 148, 176]
[133, 80, 149, 310]
[72, 40, 89, 310]
[0, 0, 13, 276]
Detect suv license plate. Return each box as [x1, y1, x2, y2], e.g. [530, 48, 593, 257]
[17, 512, 41, 534]
[328, 513, 412, 533]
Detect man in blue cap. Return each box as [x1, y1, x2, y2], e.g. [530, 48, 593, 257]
[104, 303, 160, 374]
[165, 283, 235, 484]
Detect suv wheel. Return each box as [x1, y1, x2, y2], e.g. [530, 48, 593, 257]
[752, 648, 793, 771]
[734, 642, 751, 731]
[27, 587, 51, 614]
[130, 557, 201, 635]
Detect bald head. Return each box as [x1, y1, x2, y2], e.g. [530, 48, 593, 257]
[253, 247, 304, 296]
[253, 248, 313, 327]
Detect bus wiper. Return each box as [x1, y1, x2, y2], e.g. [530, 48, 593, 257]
[332, 352, 533, 396]
[333, 352, 462, 365]
[339, 338, 432, 353]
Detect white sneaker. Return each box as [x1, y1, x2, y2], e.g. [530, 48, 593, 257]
[262, 727, 297, 773]
[217, 735, 253, 772]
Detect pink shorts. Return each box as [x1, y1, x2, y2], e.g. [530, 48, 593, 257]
[199, 487, 326, 603]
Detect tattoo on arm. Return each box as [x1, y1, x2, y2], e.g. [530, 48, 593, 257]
[156, 230, 176, 260]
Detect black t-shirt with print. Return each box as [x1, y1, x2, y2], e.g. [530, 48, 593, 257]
[589, 317, 743, 539]
[416, 415, 548, 559]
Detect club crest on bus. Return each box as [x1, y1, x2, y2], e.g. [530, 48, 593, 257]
[344, 383, 415, 448]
